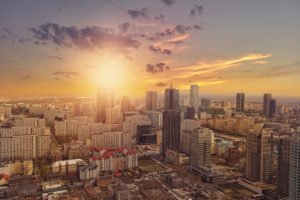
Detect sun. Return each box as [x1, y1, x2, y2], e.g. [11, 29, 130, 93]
[95, 59, 126, 89]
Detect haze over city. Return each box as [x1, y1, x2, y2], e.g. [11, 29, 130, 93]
[1, 0, 300, 98]
[1, 1, 300, 200]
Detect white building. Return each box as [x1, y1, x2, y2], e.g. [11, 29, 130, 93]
[190, 128, 212, 171]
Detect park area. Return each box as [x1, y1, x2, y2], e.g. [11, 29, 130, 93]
[138, 157, 166, 173]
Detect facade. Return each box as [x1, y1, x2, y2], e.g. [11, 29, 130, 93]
[96, 88, 114, 123]
[162, 86, 181, 156]
[245, 129, 272, 183]
[180, 119, 200, 155]
[270, 99, 277, 116]
[263, 93, 272, 118]
[200, 99, 211, 108]
[189, 84, 199, 110]
[189, 128, 212, 171]
[277, 136, 290, 197]
[146, 91, 157, 111]
[0, 127, 51, 161]
[289, 133, 300, 200]
[136, 125, 157, 144]
[236, 93, 245, 112]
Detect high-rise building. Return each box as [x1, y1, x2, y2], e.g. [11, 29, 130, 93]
[263, 93, 272, 118]
[162, 86, 181, 156]
[121, 96, 133, 113]
[189, 84, 199, 110]
[246, 129, 272, 183]
[236, 93, 245, 112]
[277, 136, 290, 197]
[270, 99, 276, 116]
[289, 133, 300, 200]
[146, 91, 157, 111]
[190, 128, 212, 171]
[200, 99, 211, 108]
[164, 87, 179, 110]
[96, 88, 114, 123]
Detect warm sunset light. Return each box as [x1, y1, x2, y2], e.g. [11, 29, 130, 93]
[0, 1, 299, 199]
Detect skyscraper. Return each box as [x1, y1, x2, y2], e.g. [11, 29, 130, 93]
[236, 93, 245, 112]
[278, 136, 290, 197]
[189, 84, 199, 110]
[96, 88, 114, 123]
[289, 134, 300, 200]
[190, 128, 212, 171]
[270, 99, 277, 116]
[263, 93, 272, 118]
[146, 91, 157, 111]
[162, 86, 181, 156]
[246, 129, 272, 183]
[164, 87, 179, 110]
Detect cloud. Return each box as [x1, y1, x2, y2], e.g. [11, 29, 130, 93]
[154, 14, 165, 23]
[52, 71, 79, 79]
[150, 24, 201, 41]
[47, 55, 64, 60]
[118, 22, 131, 33]
[155, 82, 167, 87]
[127, 8, 149, 20]
[29, 23, 140, 51]
[146, 63, 170, 73]
[149, 45, 172, 55]
[161, 0, 176, 6]
[189, 5, 204, 16]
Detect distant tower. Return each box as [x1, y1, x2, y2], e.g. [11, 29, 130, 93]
[162, 85, 180, 156]
[146, 91, 157, 111]
[289, 134, 300, 200]
[246, 129, 272, 183]
[270, 99, 277, 116]
[96, 88, 114, 123]
[236, 93, 245, 112]
[189, 84, 199, 110]
[263, 93, 272, 118]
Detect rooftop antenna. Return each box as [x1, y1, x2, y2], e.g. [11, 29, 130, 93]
[170, 80, 173, 88]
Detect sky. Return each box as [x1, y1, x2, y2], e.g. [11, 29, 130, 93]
[0, 0, 299, 98]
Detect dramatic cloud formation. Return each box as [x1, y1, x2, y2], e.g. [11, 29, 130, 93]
[127, 8, 149, 19]
[30, 23, 140, 51]
[146, 63, 170, 73]
[161, 0, 176, 6]
[149, 45, 172, 55]
[189, 5, 204, 16]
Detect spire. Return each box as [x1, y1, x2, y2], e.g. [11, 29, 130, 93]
[170, 80, 173, 88]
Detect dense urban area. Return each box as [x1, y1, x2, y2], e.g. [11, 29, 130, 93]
[0, 86, 299, 200]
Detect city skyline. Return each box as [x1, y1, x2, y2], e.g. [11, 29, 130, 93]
[1, 0, 300, 98]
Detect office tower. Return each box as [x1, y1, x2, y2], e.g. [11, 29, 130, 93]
[146, 91, 157, 111]
[96, 88, 114, 123]
[180, 119, 200, 155]
[106, 107, 121, 124]
[162, 110, 181, 155]
[164, 87, 179, 110]
[189, 84, 199, 110]
[162, 86, 181, 156]
[246, 129, 272, 183]
[184, 107, 195, 119]
[263, 93, 272, 118]
[236, 93, 245, 112]
[121, 96, 130, 113]
[200, 98, 211, 108]
[277, 136, 290, 197]
[190, 128, 212, 171]
[289, 134, 300, 200]
[136, 125, 157, 144]
[270, 99, 276, 116]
